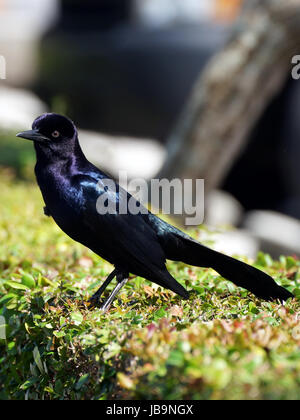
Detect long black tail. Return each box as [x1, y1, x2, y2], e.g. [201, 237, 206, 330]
[166, 232, 293, 302]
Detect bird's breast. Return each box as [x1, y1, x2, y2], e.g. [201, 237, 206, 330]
[36, 165, 84, 235]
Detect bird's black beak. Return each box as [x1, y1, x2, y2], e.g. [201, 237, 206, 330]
[16, 129, 50, 143]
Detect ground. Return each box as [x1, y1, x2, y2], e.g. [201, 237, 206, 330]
[0, 169, 299, 400]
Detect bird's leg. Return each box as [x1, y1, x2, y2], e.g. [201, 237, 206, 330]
[88, 269, 117, 306]
[100, 274, 128, 313]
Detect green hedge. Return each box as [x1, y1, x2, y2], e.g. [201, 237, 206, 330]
[0, 171, 299, 400]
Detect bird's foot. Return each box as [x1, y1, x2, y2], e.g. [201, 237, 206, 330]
[100, 277, 129, 313]
[99, 300, 112, 313]
[87, 294, 102, 309]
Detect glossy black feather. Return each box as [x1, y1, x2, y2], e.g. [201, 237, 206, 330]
[19, 113, 293, 303]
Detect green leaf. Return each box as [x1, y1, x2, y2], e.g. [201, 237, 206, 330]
[153, 307, 167, 320]
[4, 280, 28, 290]
[249, 302, 259, 314]
[293, 288, 300, 299]
[20, 377, 39, 390]
[33, 346, 44, 374]
[21, 273, 36, 289]
[71, 312, 83, 326]
[0, 293, 17, 305]
[53, 331, 66, 338]
[75, 374, 89, 390]
[286, 256, 297, 270]
[256, 252, 273, 268]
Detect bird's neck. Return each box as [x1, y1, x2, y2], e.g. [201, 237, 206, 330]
[34, 137, 88, 175]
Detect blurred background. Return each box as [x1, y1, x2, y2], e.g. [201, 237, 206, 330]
[1, 0, 300, 259]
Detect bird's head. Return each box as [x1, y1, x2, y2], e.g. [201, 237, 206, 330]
[17, 113, 78, 155]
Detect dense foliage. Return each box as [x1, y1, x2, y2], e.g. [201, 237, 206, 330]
[0, 170, 299, 400]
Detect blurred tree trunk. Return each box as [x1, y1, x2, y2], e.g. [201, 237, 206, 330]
[158, 0, 300, 223]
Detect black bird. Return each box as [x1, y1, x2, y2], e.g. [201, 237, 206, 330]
[17, 113, 293, 310]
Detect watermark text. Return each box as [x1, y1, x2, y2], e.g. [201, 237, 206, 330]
[95, 173, 205, 226]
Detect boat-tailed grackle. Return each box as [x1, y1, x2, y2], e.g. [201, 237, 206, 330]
[17, 113, 293, 311]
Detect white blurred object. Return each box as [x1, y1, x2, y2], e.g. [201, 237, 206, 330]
[0, 0, 59, 85]
[132, 0, 214, 27]
[0, 86, 47, 130]
[80, 130, 166, 180]
[205, 190, 243, 227]
[243, 210, 300, 257]
[201, 228, 259, 259]
[0, 0, 59, 39]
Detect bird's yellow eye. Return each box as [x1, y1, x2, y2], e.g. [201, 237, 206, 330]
[52, 130, 60, 138]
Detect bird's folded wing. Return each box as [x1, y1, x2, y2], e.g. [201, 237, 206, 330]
[75, 174, 166, 273]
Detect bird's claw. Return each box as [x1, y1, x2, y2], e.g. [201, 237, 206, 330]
[87, 296, 101, 309]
